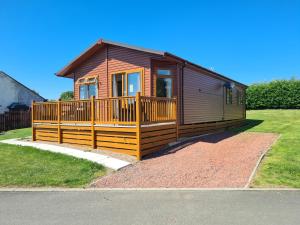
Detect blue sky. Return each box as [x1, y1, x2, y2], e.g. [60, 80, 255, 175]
[1, 0, 299, 99]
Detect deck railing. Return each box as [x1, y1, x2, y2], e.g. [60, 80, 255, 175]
[140, 96, 177, 124]
[95, 96, 137, 125]
[32, 93, 176, 126]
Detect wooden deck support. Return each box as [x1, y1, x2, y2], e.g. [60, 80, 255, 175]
[57, 99, 61, 144]
[136, 92, 142, 160]
[91, 96, 96, 149]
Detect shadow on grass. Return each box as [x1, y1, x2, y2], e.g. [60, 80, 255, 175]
[145, 119, 264, 159]
[230, 119, 264, 133]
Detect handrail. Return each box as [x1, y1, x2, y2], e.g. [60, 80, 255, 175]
[32, 94, 177, 126]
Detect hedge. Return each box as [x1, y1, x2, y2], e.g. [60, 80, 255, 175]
[246, 79, 300, 109]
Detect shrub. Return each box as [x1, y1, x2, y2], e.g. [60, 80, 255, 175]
[60, 91, 74, 101]
[246, 78, 300, 109]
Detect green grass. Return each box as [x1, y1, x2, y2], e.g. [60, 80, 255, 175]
[241, 110, 300, 188]
[0, 127, 32, 140]
[0, 128, 107, 187]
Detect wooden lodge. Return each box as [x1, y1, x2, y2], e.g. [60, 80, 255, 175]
[32, 39, 247, 160]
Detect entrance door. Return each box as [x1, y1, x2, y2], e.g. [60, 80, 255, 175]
[156, 69, 174, 97]
[155, 68, 175, 120]
[111, 69, 143, 122]
[112, 69, 143, 97]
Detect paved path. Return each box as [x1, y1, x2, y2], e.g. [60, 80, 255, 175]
[95, 132, 278, 188]
[0, 139, 130, 170]
[0, 190, 299, 225]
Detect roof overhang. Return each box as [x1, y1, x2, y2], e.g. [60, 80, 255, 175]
[55, 38, 248, 88]
[55, 40, 104, 78]
[55, 39, 165, 78]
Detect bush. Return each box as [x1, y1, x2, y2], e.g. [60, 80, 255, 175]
[60, 91, 74, 101]
[246, 78, 300, 109]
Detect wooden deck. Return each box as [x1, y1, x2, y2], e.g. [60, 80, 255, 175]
[32, 93, 177, 160]
[32, 92, 245, 160]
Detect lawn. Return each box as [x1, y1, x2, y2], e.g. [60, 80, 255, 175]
[0, 128, 107, 187]
[0, 127, 32, 140]
[242, 110, 300, 188]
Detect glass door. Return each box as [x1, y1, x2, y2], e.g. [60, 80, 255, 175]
[112, 70, 142, 97]
[156, 69, 173, 97]
[111, 69, 143, 122]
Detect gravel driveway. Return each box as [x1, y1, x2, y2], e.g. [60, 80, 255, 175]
[94, 131, 278, 188]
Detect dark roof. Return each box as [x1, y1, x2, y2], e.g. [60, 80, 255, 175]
[0, 71, 46, 100]
[56, 39, 247, 87]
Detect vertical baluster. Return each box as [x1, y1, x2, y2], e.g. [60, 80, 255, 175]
[127, 98, 129, 123]
[148, 99, 150, 122]
[109, 99, 111, 123]
[129, 98, 131, 122]
[151, 99, 153, 122]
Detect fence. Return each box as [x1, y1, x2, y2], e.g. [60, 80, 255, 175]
[0, 110, 31, 132]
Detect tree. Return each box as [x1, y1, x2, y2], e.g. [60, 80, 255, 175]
[60, 91, 74, 100]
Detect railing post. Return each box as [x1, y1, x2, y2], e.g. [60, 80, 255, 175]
[91, 96, 96, 149]
[57, 99, 62, 144]
[31, 100, 36, 141]
[136, 92, 142, 161]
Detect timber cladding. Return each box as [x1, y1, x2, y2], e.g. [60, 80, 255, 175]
[95, 126, 137, 156]
[140, 123, 177, 157]
[183, 67, 245, 124]
[179, 119, 245, 138]
[35, 126, 58, 142]
[33, 123, 178, 159]
[34, 124, 139, 157]
[73, 45, 164, 99]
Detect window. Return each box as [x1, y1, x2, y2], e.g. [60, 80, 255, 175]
[237, 90, 244, 105]
[157, 69, 171, 76]
[112, 73, 124, 97]
[79, 85, 88, 99]
[127, 72, 141, 96]
[156, 69, 173, 97]
[225, 87, 233, 104]
[112, 69, 143, 97]
[78, 77, 98, 99]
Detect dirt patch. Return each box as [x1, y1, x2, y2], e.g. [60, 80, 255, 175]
[93, 131, 278, 188]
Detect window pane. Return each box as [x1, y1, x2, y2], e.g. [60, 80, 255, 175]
[112, 74, 123, 97]
[127, 72, 140, 96]
[89, 84, 97, 97]
[157, 69, 171, 76]
[156, 78, 172, 97]
[79, 85, 88, 99]
[226, 88, 232, 104]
